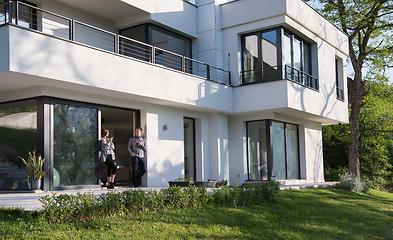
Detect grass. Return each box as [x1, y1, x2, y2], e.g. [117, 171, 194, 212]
[1, 188, 393, 239]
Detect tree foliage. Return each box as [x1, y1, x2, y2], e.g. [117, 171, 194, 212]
[323, 81, 393, 191]
[311, 0, 393, 178]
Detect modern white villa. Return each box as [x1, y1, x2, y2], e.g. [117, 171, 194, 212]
[0, 0, 348, 191]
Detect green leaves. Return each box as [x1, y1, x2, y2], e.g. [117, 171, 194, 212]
[39, 182, 281, 224]
[19, 150, 48, 182]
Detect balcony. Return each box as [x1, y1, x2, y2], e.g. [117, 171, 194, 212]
[240, 65, 318, 91]
[285, 65, 318, 91]
[0, 1, 230, 86]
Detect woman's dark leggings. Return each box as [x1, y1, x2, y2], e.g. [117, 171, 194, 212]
[105, 154, 117, 176]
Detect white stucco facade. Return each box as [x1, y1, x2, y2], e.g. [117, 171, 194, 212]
[0, 0, 348, 190]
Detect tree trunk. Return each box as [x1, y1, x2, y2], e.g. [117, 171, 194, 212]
[347, 70, 364, 178]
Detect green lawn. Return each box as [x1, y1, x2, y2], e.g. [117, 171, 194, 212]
[1, 188, 392, 239]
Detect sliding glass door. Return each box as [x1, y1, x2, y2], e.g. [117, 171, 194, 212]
[53, 103, 98, 186]
[247, 120, 300, 180]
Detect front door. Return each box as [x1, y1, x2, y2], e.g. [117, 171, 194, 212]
[184, 118, 195, 180]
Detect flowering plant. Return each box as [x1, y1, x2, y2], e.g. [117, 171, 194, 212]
[216, 180, 228, 187]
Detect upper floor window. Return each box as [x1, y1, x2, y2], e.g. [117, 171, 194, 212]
[120, 23, 192, 71]
[242, 29, 280, 84]
[241, 28, 318, 90]
[120, 23, 191, 58]
[335, 57, 344, 101]
[1, 0, 37, 29]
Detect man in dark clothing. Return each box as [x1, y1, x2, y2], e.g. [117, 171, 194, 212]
[128, 127, 147, 187]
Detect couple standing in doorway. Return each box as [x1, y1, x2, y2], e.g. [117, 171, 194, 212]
[100, 127, 147, 188]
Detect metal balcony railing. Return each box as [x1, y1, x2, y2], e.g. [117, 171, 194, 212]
[0, 1, 231, 86]
[240, 68, 280, 85]
[285, 64, 318, 91]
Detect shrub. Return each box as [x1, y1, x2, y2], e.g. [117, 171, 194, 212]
[336, 172, 370, 193]
[210, 181, 280, 207]
[39, 181, 280, 224]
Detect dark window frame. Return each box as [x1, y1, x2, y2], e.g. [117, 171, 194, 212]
[241, 27, 282, 85]
[241, 27, 317, 89]
[246, 119, 300, 181]
[335, 58, 344, 101]
[183, 117, 196, 180]
[120, 23, 192, 59]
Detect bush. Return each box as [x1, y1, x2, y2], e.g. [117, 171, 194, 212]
[336, 172, 370, 193]
[210, 181, 280, 207]
[39, 181, 280, 223]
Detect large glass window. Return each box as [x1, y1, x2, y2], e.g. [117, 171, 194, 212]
[242, 34, 259, 83]
[272, 122, 286, 179]
[13, 1, 38, 29]
[242, 28, 317, 90]
[53, 103, 98, 186]
[242, 29, 279, 84]
[0, 99, 37, 190]
[335, 58, 344, 101]
[247, 120, 300, 181]
[286, 123, 299, 179]
[120, 24, 191, 58]
[247, 121, 268, 180]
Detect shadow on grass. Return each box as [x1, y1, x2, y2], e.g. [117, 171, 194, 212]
[124, 188, 393, 239]
[0, 188, 392, 239]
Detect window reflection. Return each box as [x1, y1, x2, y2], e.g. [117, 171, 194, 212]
[241, 29, 279, 84]
[0, 99, 37, 190]
[243, 34, 259, 83]
[272, 122, 286, 179]
[247, 121, 268, 180]
[53, 103, 98, 186]
[247, 120, 300, 180]
[262, 30, 278, 80]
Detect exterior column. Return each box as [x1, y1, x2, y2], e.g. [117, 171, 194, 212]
[208, 113, 229, 181]
[196, 0, 224, 69]
[36, 97, 52, 192]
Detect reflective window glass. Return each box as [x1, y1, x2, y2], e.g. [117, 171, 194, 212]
[272, 122, 286, 179]
[286, 124, 299, 179]
[53, 103, 98, 186]
[247, 120, 300, 181]
[303, 42, 312, 75]
[247, 121, 268, 181]
[242, 34, 259, 83]
[0, 99, 37, 190]
[283, 33, 292, 66]
[261, 30, 278, 80]
[293, 38, 302, 71]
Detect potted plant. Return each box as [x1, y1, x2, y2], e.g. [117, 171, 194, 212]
[194, 179, 217, 188]
[20, 150, 49, 190]
[168, 177, 194, 187]
[216, 180, 228, 187]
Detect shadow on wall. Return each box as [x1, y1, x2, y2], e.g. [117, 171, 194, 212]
[289, 72, 337, 118]
[305, 124, 324, 182]
[148, 158, 185, 186]
[196, 81, 231, 110]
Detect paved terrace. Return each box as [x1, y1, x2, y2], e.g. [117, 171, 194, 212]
[0, 182, 337, 211]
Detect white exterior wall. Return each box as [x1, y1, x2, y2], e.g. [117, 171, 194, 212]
[0, 0, 349, 187]
[209, 113, 230, 182]
[220, 0, 349, 124]
[228, 112, 324, 185]
[304, 122, 324, 182]
[3, 26, 233, 112]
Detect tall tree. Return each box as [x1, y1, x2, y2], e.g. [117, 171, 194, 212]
[312, 0, 393, 178]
